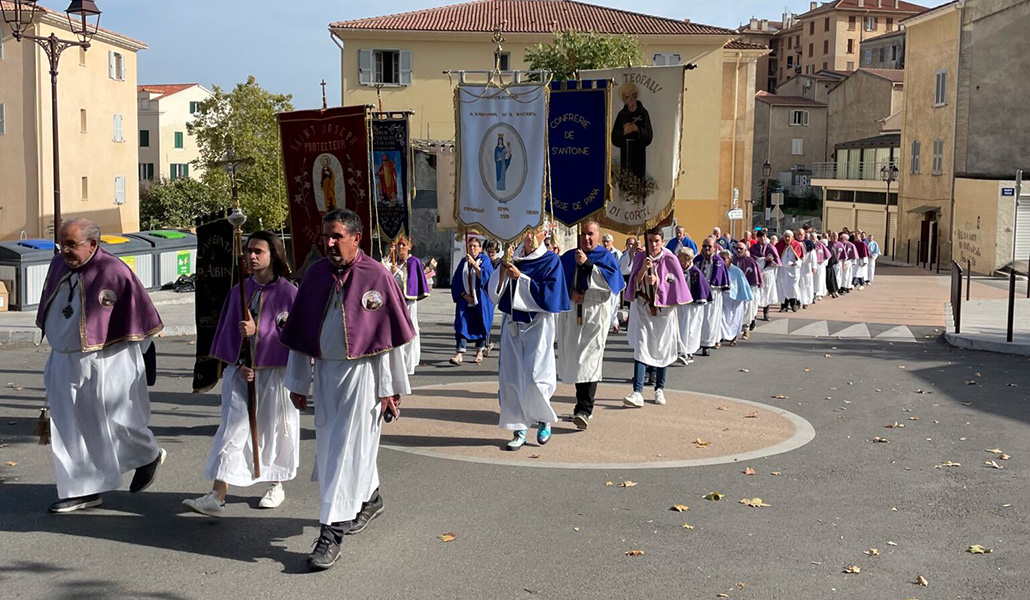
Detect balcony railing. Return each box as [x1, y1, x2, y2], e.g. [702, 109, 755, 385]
[812, 161, 900, 181]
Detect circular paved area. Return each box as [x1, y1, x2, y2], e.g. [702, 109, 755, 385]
[382, 382, 815, 469]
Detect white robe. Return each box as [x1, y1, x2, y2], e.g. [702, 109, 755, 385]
[488, 245, 561, 430]
[815, 257, 828, 298]
[799, 249, 817, 306]
[43, 274, 161, 499]
[628, 297, 679, 368]
[842, 260, 854, 289]
[855, 257, 869, 282]
[744, 286, 760, 326]
[757, 259, 780, 308]
[203, 365, 300, 486]
[700, 290, 724, 348]
[720, 292, 745, 341]
[284, 284, 410, 525]
[868, 255, 878, 282]
[557, 268, 613, 384]
[392, 268, 421, 375]
[777, 247, 802, 301]
[678, 302, 704, 357]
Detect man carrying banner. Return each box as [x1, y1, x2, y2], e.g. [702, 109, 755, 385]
[488, 227, 569, 450]
[280, 209, 414, 571]
[389, 235, 431, 375]
[184, 231, 300, 517]
[557, 220, 625, 430]
[450, 236, 495, 366]
[623, 228, 691, 407]
[38, 218, 166, 513]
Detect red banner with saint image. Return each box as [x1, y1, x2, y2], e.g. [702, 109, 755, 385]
[278, 106, 372, 272]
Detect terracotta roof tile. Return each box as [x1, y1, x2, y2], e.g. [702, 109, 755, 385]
[137, 84, 200, 99]
[755, 91, 826, 107]
[804, 0, 927, 17]
[0, 0, 146, 47]
[725, 40, 768, 50]
[331, 0, 733, 35]
[859, 68, 904, 82]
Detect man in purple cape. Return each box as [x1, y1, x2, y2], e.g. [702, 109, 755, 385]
[623, 227, 691, 407]
[36, 218, 165, 513]
[488, 227, 570, 451]
[693, 236, 730, 353]
[851, 233, 870, 289]
[731, 240, 763, 337]
[557, 220, 626, 430]
[280, 209, 414, 571]
[450, 237, 495, 365]
[676, 246, 710, 363]
[388, 235, 431, 375]
[183, 231, 300, 518]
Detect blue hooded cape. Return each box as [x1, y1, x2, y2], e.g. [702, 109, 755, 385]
[559, 245, 626, 297]
[498, 249, 570, 323]
[451, 252, 495, 341]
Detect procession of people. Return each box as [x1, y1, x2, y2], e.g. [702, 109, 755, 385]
[34, 212, 881, 572]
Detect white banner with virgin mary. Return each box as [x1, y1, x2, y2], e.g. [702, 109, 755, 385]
[456, 83, 548, 242]
[582, 66, 685, 234]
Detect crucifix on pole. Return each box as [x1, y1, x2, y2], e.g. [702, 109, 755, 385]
[320, 79, 327, 109]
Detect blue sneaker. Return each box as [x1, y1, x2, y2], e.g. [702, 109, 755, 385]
[537, 422, 552, 445]
[506, 430, 527, 451]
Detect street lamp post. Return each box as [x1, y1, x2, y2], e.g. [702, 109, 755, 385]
[2, 0, 102, 248]
[880, 162, 899, 256]
[761, 160, 771, 230]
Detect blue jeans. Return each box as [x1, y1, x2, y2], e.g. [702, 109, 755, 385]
[633, 360, 666, 392]
[456, 335, 485, 353]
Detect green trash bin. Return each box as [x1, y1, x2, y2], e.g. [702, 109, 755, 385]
[127, 230, 197, 289]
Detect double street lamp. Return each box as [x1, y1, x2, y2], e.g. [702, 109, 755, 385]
[880, 162, 899, 255]
[2, 0, 102, 248]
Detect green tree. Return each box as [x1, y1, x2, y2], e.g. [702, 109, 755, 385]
[187, 76, 293, 231]
[524, 31, 642, 80]
[139, 178, 222, 230]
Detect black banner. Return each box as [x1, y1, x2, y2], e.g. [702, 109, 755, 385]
[371, 115, 411, 243]
[192, 210, 237, 393]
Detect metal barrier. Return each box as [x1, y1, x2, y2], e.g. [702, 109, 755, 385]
[950, 261, 963, 335]
[1008, 271, 1016, 343]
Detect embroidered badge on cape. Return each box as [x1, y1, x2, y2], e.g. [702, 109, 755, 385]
[361, 290, 384, 311]
[98, 289, 117, 307]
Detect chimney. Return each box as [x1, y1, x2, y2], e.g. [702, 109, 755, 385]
[810, 2, 818, 10]
[762, 19, 769, 30]
[750, 17, 758, 29]
[877, 0, 882, 6]
[858, 0, 864, 6]
[895, 0, 899, 7]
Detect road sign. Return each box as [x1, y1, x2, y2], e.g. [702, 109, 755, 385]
[727, 208, 744, 220]
[771, 192, 784, 206]
[770, 207, 785, 220]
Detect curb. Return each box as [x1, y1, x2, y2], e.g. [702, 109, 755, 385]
[943, 331, 1030, 356]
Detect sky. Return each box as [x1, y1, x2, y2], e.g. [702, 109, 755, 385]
[68, 0, 816, 109]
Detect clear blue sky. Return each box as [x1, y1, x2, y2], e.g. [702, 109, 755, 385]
[70, 0, 815, 109]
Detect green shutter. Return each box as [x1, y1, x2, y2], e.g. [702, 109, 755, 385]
[183, 163, 189, 177]
[174, 132, 183, 148]
[140, 129, 149, 147]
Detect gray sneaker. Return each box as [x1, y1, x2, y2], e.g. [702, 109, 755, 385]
[308, 526, 342, 571]
[572, 413, 590, 430]
[347, 490, 384, 535]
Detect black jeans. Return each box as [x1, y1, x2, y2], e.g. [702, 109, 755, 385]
[574, 382, 598, 417]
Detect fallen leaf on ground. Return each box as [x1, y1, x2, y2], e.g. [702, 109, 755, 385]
[935, 461, 961, 468]
[605, 481, 613, 486]
[967, 544, 992, 554]
[744, 467, 756, 476]
[873, 437, 889, 443]
[965, 381, 977, 385]
[916, 575, 928, 586]
[528, 454, 541, 459]
[739, 368, 749, 373]
[909, 416, 919, 421]
[825, 354, 832, 358]
[717, 594, 728, 598]
[186, 339, 197, 346]
[804, 368, 810, 372]
[986, 448, 1004, 454]
[843, 565, 861, 574]
[717, 406, 728, 411]
[1002, 503, 1012, 508]
[771, 394, 788, 399]
[899, 365, 906, 369]
[885, 422, 906, 429]
[1000, 454, 1011, 460]
[887, 541, 898, 546]
[438, 533, 457, 542]
[694, 438, 711, 448]
[682, 523, 694, 530]
[670, 504, 690, 512]
[703, 492, 724, 501]
[624, 550, 644, 556]
[864, 548, 879, 556]
[771, 471, 782, 476]
[740, 497, 771, 508]
[985, 461, 1003, 469]
[961, 402, 973, 406]
[4, 461, 16, 467]
[744, 411, 758, 419]
[916, 389, 933, 394]
[960, 437, 967, 441]
[1008, 383, 1018, 387]
[618, 481, 638, 487]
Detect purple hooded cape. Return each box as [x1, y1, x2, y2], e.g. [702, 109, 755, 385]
[280, 252, 414, 360]
[843, 241, 859, 260]
[830, 241, 847, 261]
[732, 254, 764, 287]
[451, 252, 494, 341]
[36, 247, 163, 353]
[400, 255, 431, 301]
[209, 277, 297, 368]
[814, 241, 831, 262]
[624, 249, 692, 306]
[692, 254, 731, 289]
[853, 238, 869, 259]
[685, 264, 712, 302]
[753, 242, 781, 267]
[560, 245, 625, 297]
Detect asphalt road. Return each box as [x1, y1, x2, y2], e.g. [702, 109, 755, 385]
[1, 307, 1028, 600]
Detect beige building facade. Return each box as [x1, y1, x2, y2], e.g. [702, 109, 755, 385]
[0, 10, 145, 240]
[753, 92, 828, 199]
[137, 83, 212, 184]
[330, 0, 766, 238]
[826, 68, 904, 154]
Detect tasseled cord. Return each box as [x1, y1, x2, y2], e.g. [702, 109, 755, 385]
[34, 406, 50, 445]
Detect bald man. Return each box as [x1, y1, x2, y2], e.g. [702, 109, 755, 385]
[37, 218, 165, 513]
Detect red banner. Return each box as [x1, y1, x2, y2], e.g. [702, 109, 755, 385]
[278, 106, 372, 271]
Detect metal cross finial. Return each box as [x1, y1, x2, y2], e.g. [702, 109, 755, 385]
[320, 79, 327, 109]
[492, 26, 505, 52]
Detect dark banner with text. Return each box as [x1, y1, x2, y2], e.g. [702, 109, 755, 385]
[548, 80, 611, 227]
[371, 115, 411, 243]
[278, 106, 372, 273]
[192, 210, 236, 393]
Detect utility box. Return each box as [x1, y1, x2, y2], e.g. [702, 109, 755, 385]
[127, 230, 197, 289]
[0, 239, 56, 311]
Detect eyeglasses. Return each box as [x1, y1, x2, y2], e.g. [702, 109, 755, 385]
[60, 239, 90, 251]
[702, 244, 712, 249]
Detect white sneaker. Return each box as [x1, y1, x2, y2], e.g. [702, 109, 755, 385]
[622, 391, 644, 407]
[183, 491, 225, 517]
[677, 355, 689, 366]
[654, 389, 667, 405]
[258, 482, 285, 509]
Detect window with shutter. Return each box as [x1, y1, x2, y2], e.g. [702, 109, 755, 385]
[399, 50, 412, 86]
[0, 103, 5, 135]
[791, 139, 804, 155]
[113, 114, 123, 142]
[114, 176, 126, 205]
[910, 140, 921, 174]
[108, 50, 115, 79]
[358, 49, 373, 85]
[174, 131, 184, 149]
[82, 177, 88, 200]
[932, 139, 944, 175]
[934, 70, 947, 105]
[139, 129, 149, 147]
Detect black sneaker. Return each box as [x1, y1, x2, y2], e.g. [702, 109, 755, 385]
[48, 494, 102, 513]
[572, 413, 589, 430]
[308, 525, 343, 571]
[347, 490, 384, 536]
[130, 448, 166, 493]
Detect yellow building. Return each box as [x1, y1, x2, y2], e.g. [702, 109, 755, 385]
[0, 6, 146, 240]
[769, 0, 925, 90]
[330, 0, 766, 238]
